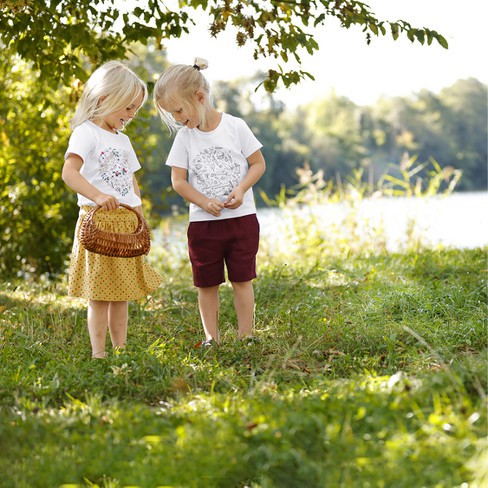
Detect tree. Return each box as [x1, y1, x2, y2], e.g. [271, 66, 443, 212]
[0, 51, 76, 277]
[439, 78, 488, 190]
[302, 92, 364, 178]
[371, 80, 488, 191]
[0, 0, 448, 91]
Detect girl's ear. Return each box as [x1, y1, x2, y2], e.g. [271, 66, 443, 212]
[195, 91, 206, 104]
[97, 95, 107, 106]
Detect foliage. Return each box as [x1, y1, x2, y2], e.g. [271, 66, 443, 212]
[0, 43, 170, 278]
[303, 91, 365, 177]
[378, 155, 462, 197]
[293, 79, 487, 191]
[369, 79, 488, 191]
[215, 76, 486, 199]
[0, 0, 189, 87]
[0, 51, 77, 277]
[437, 79, 488, 190]
[0, 245, 486, 486]
[0, 0, 448, 91]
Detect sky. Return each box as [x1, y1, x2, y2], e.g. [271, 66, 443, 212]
[164, 0, 488, 107]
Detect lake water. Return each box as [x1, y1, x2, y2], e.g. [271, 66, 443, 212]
[258, 191, 488, 251]
[155, 192, 488, 253]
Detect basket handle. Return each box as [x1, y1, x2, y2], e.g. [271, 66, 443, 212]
[120, 203, 144, 228]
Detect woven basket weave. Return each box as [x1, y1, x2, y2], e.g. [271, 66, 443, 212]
[79, 204, 151, 258]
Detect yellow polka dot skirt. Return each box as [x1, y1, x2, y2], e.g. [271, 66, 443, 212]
[68, 206, 162, 301]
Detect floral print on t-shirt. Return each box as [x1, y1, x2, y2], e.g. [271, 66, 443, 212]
[99, 147, 133, 197]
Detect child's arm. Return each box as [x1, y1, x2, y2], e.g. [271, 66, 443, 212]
[62, 153, 120, 210]
[224, 149, 266, 209]
[132, 175, 143, 215]
[171, 166, 225, 217]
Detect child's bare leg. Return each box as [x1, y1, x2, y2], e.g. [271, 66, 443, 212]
[197, 285, 220, 342]
[88, 300, 109, 358]
[231, 280, 255, 339]
[108, 301, 128, 349]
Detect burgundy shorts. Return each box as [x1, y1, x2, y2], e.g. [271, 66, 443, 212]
[187, 214, 260, 287]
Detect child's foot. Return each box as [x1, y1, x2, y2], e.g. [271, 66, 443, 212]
[92, 351, 107, 359]
[194, 338, 215, 349]
[240, 336, 260, 346]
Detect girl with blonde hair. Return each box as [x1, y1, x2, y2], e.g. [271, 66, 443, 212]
[63, 61, 161, 358]
[154, 58, 266, 347]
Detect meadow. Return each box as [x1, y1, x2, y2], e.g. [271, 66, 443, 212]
[0, 183, 487, 487]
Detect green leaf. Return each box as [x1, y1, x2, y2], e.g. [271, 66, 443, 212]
[436, 34, 449, 49]
[390, 23, 399, 40]
[314, 13, 326, 26]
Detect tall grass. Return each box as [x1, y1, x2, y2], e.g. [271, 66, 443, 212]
[259, 156, 464, 262]
[0, 161, 486, 487]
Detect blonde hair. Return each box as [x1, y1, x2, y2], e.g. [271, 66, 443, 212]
[153, 57, 213, 133]
[71, 61, 148, 129]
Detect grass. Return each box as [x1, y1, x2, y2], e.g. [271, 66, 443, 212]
[0, 240, 486, 487]
[3, 158, 484, 487]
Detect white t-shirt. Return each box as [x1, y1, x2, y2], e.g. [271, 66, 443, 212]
[65, 120, 142, 207]
[165, 113, 263, 222]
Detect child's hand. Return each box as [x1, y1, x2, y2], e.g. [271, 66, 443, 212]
[224, 188, 244, 209]
[95, 194, 120, 211]
[205, 198, 225, 216]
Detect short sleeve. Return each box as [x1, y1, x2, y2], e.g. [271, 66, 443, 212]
[236, 118, 262, 158]
[165, 130, 190, 169]
[124, 137, 141, 172]
[64, 123, 95, 161]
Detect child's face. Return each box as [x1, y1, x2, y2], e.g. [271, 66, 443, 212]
[162, 94, 203, 129]
[101, 92, 145, 132]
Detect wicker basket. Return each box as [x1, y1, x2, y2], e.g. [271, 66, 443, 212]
[79, 204, 151, 258]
